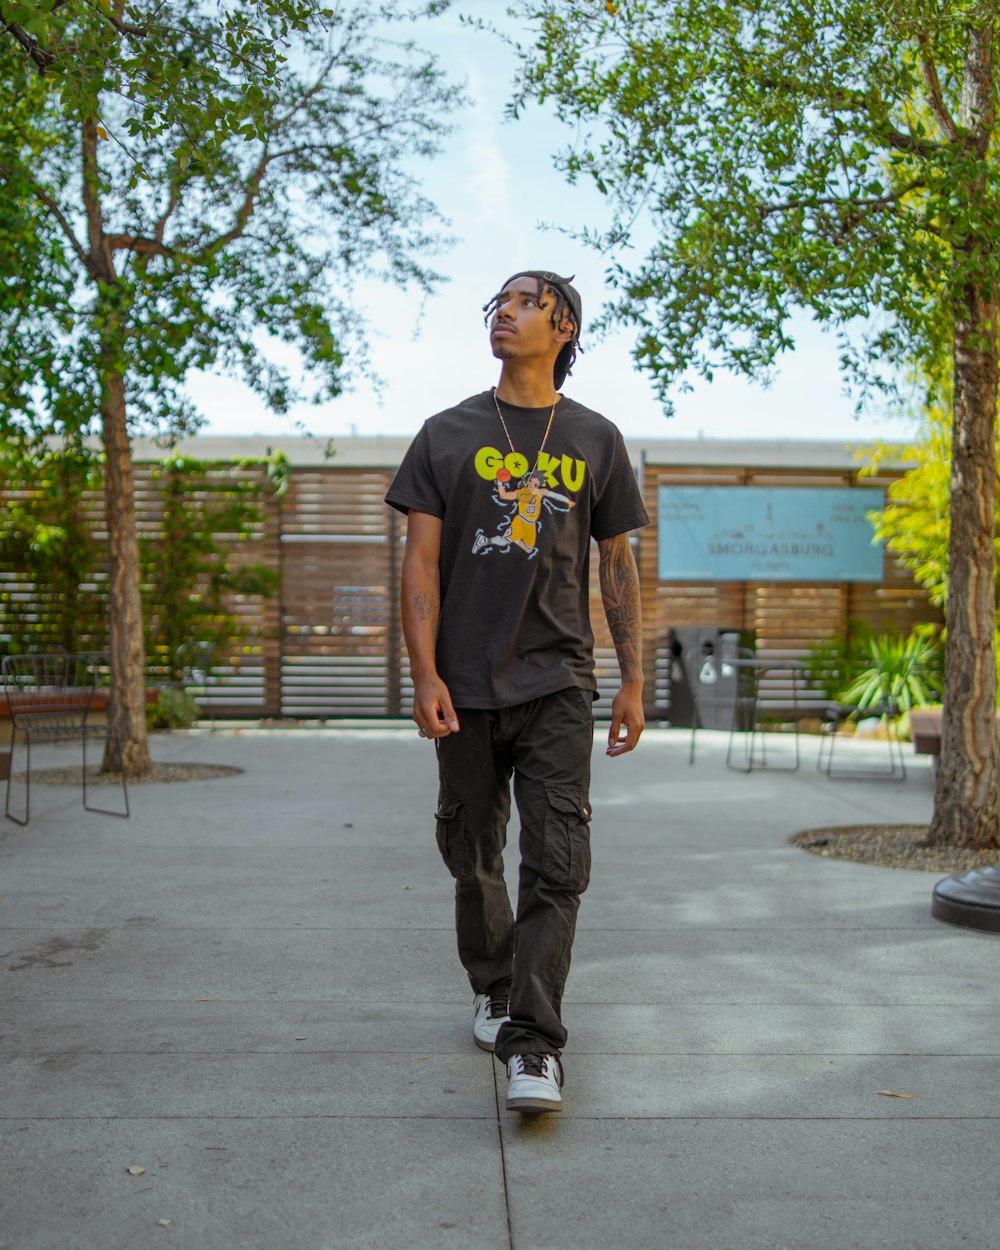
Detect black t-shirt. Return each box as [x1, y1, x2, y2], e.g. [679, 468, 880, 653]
[385, 389, 649, 709]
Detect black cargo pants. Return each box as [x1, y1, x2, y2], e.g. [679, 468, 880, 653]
[433, 686, 594, 1062]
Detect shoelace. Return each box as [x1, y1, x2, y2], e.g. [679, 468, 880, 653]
[488, 996, 509, 1019]
[517, 1052, 562, 1083]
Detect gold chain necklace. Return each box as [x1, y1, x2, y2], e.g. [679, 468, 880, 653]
[491, 388, 557, 477]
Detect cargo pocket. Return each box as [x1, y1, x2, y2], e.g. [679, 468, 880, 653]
[435, 796, 467, 880]
[541, 785, 592, 892]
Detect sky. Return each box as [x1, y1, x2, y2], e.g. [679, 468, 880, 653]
[185, 3, 920, 448]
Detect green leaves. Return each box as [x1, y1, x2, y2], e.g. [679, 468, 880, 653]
[836, 627, 943, 713]
[865, 390, 1000, 615]
[507, 0, 1000, 410]
[140, 455, 280, 678]
[0, 439, 281, 671]
[804, 622, 943, 714]
[0, 1, 462, 440]
[0, 440, 107, 654]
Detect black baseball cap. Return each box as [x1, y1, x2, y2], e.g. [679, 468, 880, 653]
[498, 270, 583, 389]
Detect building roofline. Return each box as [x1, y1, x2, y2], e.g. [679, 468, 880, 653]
[121, 433, 913, 471]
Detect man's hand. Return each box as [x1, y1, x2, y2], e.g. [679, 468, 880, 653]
[413, 675, 460, 739]
[607, 682, 644, 757]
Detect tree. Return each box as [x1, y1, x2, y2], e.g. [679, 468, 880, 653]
[865, 385, 1000, 667]
[0, 0, 460, 773]
[506, 0, 1000, 848]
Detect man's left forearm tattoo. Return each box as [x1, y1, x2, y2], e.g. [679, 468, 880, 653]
[599, 533, 643, 684]
[413, 590, 439, 627]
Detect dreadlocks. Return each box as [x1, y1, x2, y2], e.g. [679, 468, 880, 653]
[483, 270, 585, 388]
[482, 275, 581, 378]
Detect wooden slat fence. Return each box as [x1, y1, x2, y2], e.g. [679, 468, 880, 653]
[1, 453, 941, 720]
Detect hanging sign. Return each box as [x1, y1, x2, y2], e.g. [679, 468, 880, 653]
[658, 485, 885, 582]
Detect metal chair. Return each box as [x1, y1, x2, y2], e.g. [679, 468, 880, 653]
[724, 653, 802, 773]
[2, 653, 130, 826]
[725, 652, 805, 772]
[688, 644, 802, 772]
[817, 699, 907, 780]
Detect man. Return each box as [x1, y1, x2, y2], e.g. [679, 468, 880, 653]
[385, 269, 648, 1114]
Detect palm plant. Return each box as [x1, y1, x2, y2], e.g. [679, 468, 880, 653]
[836, 627, 942, 714]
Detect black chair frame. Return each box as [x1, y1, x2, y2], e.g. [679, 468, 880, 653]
[688, 647, 802, 773]
[817, 700, 907, 781]
[2, 653, 130, 826]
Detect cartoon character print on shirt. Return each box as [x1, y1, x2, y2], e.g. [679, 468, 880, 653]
[470, 444, 584, 560]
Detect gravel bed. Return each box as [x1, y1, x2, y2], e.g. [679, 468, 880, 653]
[791, 824, 1000, 873]
[15, 763, 243, 785]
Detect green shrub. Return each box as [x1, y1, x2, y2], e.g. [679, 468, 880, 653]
[146, 687, 201, 731]
[805, 625, 943, 715]
[801, 630, 867, 700]
[838, 627, 942, 713]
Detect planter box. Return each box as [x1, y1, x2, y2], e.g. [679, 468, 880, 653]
[908, 708, 1000, 757]
[0, 688, 160, 719]
[908, 710, 942, 756]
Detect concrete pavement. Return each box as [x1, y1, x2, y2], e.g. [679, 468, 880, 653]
[1, 725, 996, 1250]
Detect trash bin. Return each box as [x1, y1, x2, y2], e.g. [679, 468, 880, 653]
[666, 628, 741, 728]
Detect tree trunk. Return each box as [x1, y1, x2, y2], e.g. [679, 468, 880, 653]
[927, 280, 1000, 848]
[81, 113, 150, 776]
[100, 348, 151, 776]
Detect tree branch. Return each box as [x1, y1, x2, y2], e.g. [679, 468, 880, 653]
[273, 48, 339, 128]
[0, 161, 94, 274]
[85, 0, 148, 38]
[35, 186, 94, 271]
[881, 124, 942, 159]
[919, 35, 959, 142]
[760, 74, 943, 158]
[82, 116, 115, 282]
[758, 77, 872, 115]
[104, 232, 175, 258]
[197, 150, 282, 258]
[153, 183, 181, 245]
[0, 11, 56, 73]
[760, 181, 924, 221]
[1, 0, 141, 77]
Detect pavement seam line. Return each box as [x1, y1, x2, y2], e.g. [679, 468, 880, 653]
[5, 1114, 1000, 1125]
[491, 1056, 516, 1250]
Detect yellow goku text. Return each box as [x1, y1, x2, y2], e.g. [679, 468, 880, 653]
[473, 445, 586, 491]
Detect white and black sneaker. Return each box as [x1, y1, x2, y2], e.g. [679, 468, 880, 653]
[471, 530, 489, 554]
[505, 1052, 564, 1113]
[473, 993, 511, 1052]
